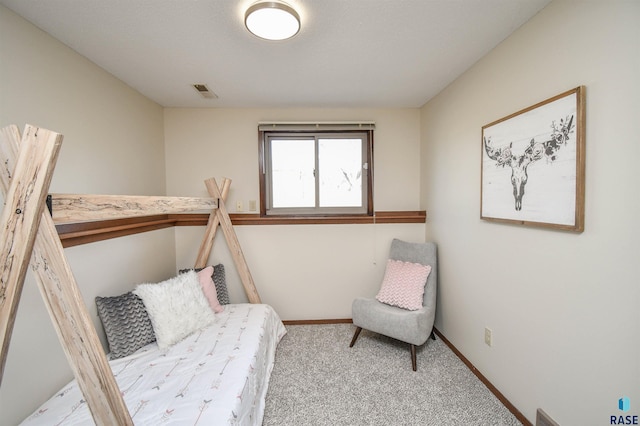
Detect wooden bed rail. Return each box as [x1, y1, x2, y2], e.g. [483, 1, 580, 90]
[50, 193, 218, 223]
[0, 124, 261, 425]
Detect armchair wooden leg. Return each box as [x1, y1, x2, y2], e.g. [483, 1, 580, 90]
[350, 326, 363, 347]
[410, 344, 417, 371]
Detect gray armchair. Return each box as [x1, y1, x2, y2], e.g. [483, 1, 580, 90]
[350, 239, 437, 371]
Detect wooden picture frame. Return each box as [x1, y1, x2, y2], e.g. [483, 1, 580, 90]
[481, 86, 585, 232]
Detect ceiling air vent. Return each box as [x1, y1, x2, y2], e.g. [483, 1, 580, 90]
[192, 84, 218, 99]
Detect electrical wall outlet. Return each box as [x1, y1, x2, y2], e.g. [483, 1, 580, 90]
[236, 200, 243, 212]
[484, 327, 492, 347]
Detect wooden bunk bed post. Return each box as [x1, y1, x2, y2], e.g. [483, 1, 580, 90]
[0, 125, 133, 425]
[203, 177, 262, 304]
[0, 125, 62, 383]
[194, 177, 231, 268]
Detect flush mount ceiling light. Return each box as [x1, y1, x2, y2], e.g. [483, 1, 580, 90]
[245, 1, 300, 41]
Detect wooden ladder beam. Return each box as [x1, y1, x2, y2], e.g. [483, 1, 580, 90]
[0, 125, 132, 425]
[204, 178, 262, 304]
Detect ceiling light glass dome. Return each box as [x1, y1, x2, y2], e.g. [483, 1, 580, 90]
[245, 1, 300, 41]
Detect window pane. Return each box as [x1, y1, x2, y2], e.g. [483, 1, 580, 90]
[318, 138, 362, 207]
[271, 139, 315, 208]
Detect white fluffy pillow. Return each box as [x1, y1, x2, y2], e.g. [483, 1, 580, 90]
[133, 270, 215, 349]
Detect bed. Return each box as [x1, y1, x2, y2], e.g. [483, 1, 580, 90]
[20, 265, 285, 425]
[21, 302, 286, 425]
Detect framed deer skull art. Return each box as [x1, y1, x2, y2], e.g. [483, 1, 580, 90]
[481, 86, 585, 232]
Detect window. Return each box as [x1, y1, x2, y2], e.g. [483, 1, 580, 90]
[259, 123, 374, 216]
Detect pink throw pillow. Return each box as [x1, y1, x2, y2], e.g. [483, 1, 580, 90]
[376, 259, 431, 311]
[197, 266, 224, 313]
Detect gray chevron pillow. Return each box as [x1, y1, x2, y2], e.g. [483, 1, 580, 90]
[96, 292, 156, 359]
[212, 264, 229, 305]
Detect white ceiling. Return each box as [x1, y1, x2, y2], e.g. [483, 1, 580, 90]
[1, 0, 551, 108]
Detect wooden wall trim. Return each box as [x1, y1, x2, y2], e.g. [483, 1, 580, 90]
[196, 210, 426, 225]
[56, 211, 427, 247]
[57, 215, 176, 248]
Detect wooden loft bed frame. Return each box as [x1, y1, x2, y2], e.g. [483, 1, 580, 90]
[0, 124, 261, 425]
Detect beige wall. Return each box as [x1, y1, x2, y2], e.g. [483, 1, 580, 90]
[164, 107, 426, 320]
[421, 1, 640, 424]
[163, 107, 422, 210]
[0, 7, 172, 424]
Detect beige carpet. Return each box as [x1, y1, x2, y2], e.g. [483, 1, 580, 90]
[263, 323, 522, 426]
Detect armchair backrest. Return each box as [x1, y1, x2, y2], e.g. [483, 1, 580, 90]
[388, 239, 437, 309]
